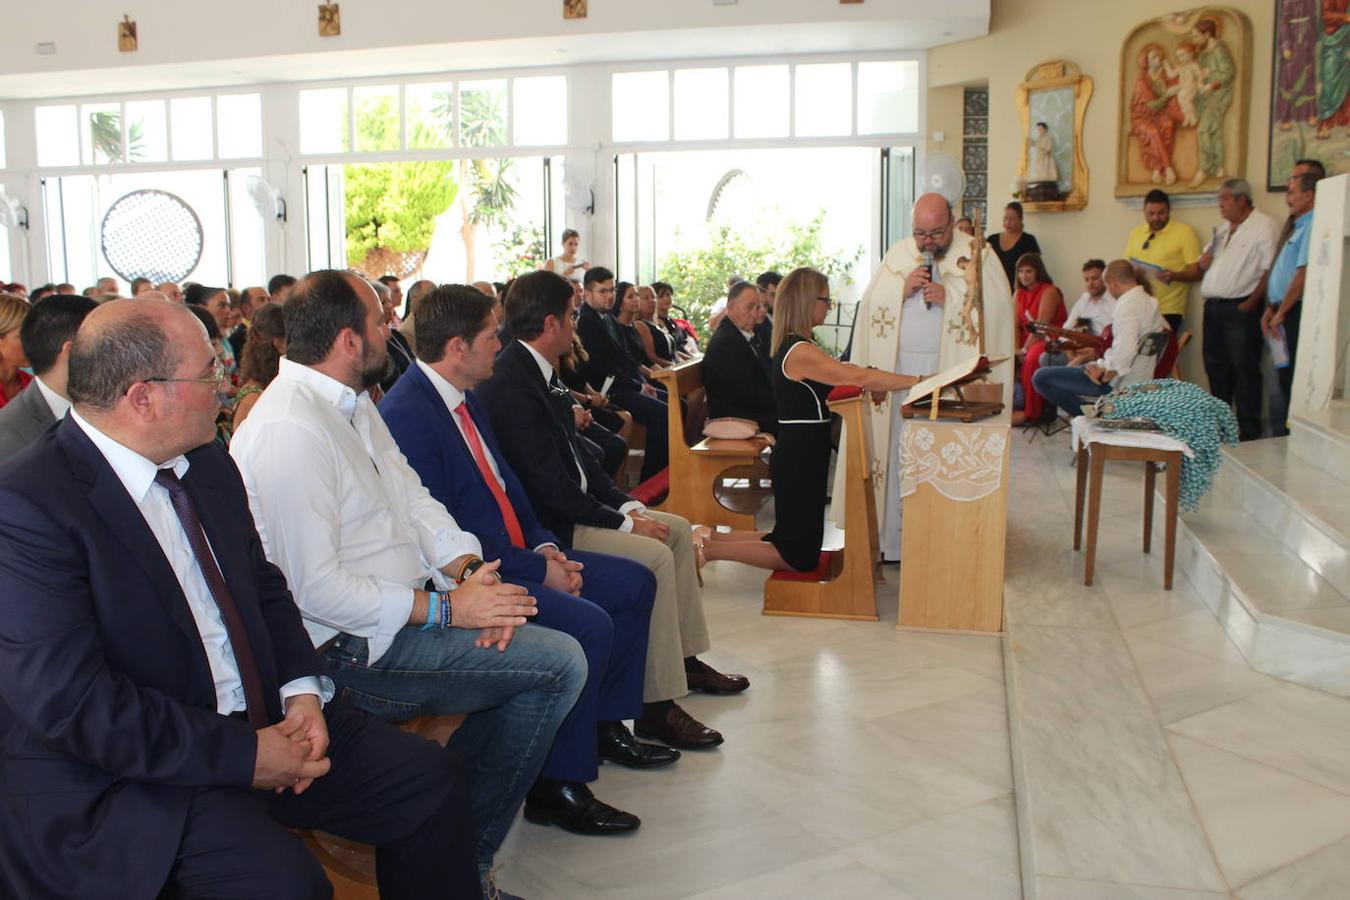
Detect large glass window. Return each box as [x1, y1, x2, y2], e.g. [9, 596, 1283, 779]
[513, 76, 567, 146]
[795, 64, 853, 138]
[299, 88, 350, 154]
[217, 94, 263, 159]
[169, 97, 216, 161]
[36, 106, 79, 167]
[612, 71, 670, 143]
[858, 61, 920, 135]
[353, 85, 400, 152]
[459, 80, 509, 148]
[405, 82, 455, 149]
[674, 68, 729, 141]
[733, 66, 790, 139]
[124, 100, 169, 163]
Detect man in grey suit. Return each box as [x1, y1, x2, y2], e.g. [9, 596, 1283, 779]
[0, 295, 98, 459]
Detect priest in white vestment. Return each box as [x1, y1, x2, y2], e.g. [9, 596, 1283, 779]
[833, 193, 1015, 559]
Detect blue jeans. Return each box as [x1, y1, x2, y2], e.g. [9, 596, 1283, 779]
[323, 624, 586, 871]
[1031, 365, 1113, 418]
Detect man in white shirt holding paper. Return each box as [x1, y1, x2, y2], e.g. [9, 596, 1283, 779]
[1176, 178, 1277, 441]
[230, 270, 586, 893]
[1032, 260, 1170, 417]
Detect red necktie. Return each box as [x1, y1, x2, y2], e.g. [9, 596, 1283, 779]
[454, 402, 525, 548]
[155, 469, 270, 728]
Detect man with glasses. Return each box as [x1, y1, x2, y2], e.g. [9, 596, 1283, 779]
[1123, 188, 1203, 332]
[834, 192, 1014, 561]
[0, 298, 485, 898]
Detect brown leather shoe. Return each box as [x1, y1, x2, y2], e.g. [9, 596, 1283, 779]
[685, 657, 750, 695]
[635, 702, 724, 749]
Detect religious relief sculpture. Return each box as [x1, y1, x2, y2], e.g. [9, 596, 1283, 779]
[1116, 7, 1251, 197]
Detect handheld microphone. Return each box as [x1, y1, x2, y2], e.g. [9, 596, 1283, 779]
[922, 251, 935, 310]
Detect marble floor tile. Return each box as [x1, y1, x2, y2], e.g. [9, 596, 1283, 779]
[1167, 682, 1350, 796]
[1124, 635, 1279, 724]
[1124, 609, 1249, 665]
[1036, 876, 1230, 899]
[1205, 548, 1350, 613]
[1166, 733, 1350, 889]
[679, 851, 915, 899]
[1004, 578, 1118, 630]
[1104, 582, 1208, 630]
[1008, 625, 1226, 891]
[867, 686, 1014, 789]
[1235, 832, 1350, 900]
[842, 794, 1022, 900]
[1278, 606, 1350, 633]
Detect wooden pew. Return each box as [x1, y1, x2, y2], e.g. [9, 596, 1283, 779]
[762, 389, 881, 621]
[297, 714, 464, 899]
[649, 360, 771, 530]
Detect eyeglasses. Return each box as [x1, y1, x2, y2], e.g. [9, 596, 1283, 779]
[816, 296, 834, 308]
[145, 357, 227, 390]
[1141, 234, 1154, 250]
[913, 220, 952, 241]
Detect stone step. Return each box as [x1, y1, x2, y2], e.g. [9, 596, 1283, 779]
[1290, 400, 1350, 484]
[1213, 437, 1350, 601]
[1172, 492, 1350, 698]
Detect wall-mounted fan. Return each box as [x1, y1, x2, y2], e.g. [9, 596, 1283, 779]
[0, 192, 27, 230]
[246, 175, 287, 222]
[919, 154, 967, 207]
[563, 176, 594, 215]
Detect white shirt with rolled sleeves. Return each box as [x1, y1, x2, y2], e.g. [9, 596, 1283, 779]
[1200, 210, 1279, 300]
[229, 358, 482, 665]
[1101, 285, 1170, 389]
[1065, 291, 1116, 336]
[70, 409, 329, 713]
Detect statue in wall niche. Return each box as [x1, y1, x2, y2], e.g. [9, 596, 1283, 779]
[1028, 122, 1059, 182]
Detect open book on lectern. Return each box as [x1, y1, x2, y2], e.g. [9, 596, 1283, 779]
[906, 355, 1010, 406]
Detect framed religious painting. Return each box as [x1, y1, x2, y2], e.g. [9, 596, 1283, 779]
[1115, 7, 1251, 198]
[1269, 0, 1345, 189]
[1013, 60, 1092, 211]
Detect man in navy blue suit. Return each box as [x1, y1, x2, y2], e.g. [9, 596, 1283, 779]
[382, 285, 676, 836]
[0, 299, 480, 899]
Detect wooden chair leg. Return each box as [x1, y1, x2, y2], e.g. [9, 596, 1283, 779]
[1143, 462, 1156, 554]
[1084, 447, 1105, 586]
[1073, 446, 1088, 550]
[1164, 452, 1180, 590]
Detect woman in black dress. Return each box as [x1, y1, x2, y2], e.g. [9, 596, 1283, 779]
[698, 267, 919, 572]
[988, 201, 1041, 292]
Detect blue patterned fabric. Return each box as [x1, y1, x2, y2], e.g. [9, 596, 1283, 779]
[1090, 379, 1239, 512]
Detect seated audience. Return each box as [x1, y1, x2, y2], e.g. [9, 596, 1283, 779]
[382, 284, 672, 835]
[1013, 252, 1066, 425]
[702, 281, 777, 435]
[696, 268, 917, 572]
[129, 276, 152, 296]
[706, 275, 744, 334]
[1037, 259, 1115, 372]
[0, 294, 97, 458]
[185, 284, 238, 378]
[0, 294, 33, 411]
[30, 284, 57, 302]
[266, 273, 296, 304]
[230, 301, 286, 431]
[95, 276, 118, 295]
[635, 285, 674, 365]
[398, 278, 437, 346]
[612, 281, 658, 368]
[56, 283, 78, 295]
[575, 267, 670, 482]
[558, 333, 632, 479]
[479, 270, 748, 751]
[228, 285, 270, 359]
[653, 282, 697, 358]
[229, 270, 585, 891]
[378, 275, 404, 327]
[0, 298, 482, 900]
[752, 271, 781, 369]
[989, 201, 1041, 290]
[155, 281, 183, 302]
[955, 216, 976, 236]
[1032, 259, 1170, 417]
[373, 279, 414, 392]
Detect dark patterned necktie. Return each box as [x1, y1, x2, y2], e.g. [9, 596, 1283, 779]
[154, 469, 269, 728]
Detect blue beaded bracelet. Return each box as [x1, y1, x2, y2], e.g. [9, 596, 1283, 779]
[420, 592, 441, 631]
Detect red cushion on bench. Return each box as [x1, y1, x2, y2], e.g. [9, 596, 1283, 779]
[768, 550, 835, 582]
[828, 385, 863, 401]
[630, 468, 669, 505]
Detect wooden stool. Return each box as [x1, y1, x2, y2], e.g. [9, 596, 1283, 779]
[1073, 436, 1182, 590]
[297, 714, 464, 899]
[762, 390, 881, 620]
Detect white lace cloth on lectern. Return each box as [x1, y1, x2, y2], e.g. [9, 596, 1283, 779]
[899, 423, 1006, 501]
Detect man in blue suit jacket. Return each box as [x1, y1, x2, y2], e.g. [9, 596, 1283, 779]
[0, 299, 478, 899]
[382, 285, 676, 837]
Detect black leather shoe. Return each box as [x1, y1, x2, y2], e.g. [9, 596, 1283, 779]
[523, 779, 641, 835]
[597, 721, 681, 768]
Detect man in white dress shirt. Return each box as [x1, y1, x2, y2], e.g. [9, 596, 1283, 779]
[1032, 260, 1170, 417]
[230, 270, 586, 891]
[1036, 260, 1116, 372]
[0, 294, 98, 458]
[1188, 178, 1278, 440]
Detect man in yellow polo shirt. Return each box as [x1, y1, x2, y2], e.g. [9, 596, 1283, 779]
[1123, 188, 1202, 332]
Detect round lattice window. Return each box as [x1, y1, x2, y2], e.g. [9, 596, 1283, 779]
[100, 189, 204, 284]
